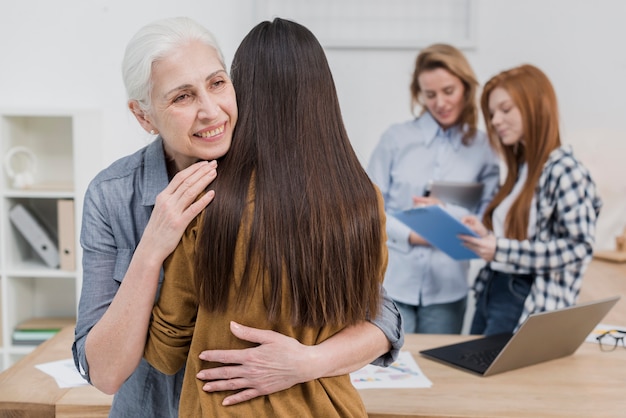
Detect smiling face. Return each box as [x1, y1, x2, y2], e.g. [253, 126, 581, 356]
[487, 87, 524, 146]
[131, 40, 238, 171]
[418, 67, 466, 129]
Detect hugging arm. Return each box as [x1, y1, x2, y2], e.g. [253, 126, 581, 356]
[196, 291, 403, 406]
[144, 217, 200, 375]
[196, 190, 403, 406]
[73, 162, 216, 394]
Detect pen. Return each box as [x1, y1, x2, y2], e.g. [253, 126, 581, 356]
[423, 180, 433, 197]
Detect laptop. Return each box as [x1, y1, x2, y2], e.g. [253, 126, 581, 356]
[419, 296, 620, 376]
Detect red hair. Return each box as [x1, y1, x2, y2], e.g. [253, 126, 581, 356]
[481, 64, 561, 239]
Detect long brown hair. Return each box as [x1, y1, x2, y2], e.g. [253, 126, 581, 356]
[481, 64, 561, 239]
[410, 43, 479, 144]
[194, 18, 384, 327]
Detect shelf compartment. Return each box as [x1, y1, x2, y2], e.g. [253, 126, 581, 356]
[3, 276, 76, 345]
[4, 197, 66, 271]
[1, 115, 74, 191]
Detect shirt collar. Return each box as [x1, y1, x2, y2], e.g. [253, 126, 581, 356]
[142, 137, 170, 207]
[420, 111, 464, 151]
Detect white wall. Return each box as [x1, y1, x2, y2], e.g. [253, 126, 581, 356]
[1, 0, 624, 249]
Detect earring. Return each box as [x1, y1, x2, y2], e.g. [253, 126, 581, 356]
[150, 129, 156, 135]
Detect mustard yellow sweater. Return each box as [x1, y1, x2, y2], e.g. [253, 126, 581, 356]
[145, 188, 387, 417]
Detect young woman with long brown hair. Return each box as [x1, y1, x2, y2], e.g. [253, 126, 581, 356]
[144, 18, 389, 416]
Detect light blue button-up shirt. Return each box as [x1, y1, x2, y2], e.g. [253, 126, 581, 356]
[73, 137, 404, 418]
[367, 112, 500, 307]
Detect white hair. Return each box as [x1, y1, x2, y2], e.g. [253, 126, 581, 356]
[122, 17, 224, 112]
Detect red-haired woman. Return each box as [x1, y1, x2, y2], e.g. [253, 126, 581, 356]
[461, 64, 602, 336]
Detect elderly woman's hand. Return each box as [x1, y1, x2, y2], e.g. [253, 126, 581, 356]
[196, 321, 316, 406]
[141, 160, 217, 262]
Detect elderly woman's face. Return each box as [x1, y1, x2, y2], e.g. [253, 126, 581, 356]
[145, 40, 237, 170]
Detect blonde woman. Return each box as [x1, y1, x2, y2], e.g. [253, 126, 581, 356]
[368, 44, 500, 334]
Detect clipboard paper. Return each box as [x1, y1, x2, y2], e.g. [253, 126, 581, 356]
[393, 205, 479, 260]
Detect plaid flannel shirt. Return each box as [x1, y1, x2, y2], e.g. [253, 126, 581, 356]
[473, 145, 602, 326]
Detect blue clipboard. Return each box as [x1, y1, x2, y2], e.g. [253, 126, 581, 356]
[393, 205, 479, 260]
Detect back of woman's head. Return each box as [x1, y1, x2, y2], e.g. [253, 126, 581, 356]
[199, 18, 384, 327]
[410, 43, 479, 142]
[480, 64, 561, 239]
[122, 17, 224, 112]
[230, 17, 348, 166]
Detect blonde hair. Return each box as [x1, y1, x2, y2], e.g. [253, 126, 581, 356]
[410, 43, 479, 144]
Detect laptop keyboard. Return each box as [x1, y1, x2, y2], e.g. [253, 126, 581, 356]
[460, 348, 502, 370]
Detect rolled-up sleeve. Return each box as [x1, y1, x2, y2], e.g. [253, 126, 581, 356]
[368, 286, 404, 366]
[368, 188, 404, 366]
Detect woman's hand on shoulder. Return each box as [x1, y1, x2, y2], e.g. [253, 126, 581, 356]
[140, 160, 217, 263]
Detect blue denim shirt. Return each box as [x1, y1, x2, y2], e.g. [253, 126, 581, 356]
[367, 112, 501, 307]
[73, 137, 404, 417]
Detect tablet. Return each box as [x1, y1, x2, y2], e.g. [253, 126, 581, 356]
[393, 205, 479, 260]
[430, 181, 484, 210]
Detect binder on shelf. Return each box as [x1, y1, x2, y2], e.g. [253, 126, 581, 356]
[57, 199, 76, 271]
[9, 204, 60, 268]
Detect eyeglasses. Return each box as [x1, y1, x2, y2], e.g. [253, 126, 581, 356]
[595, 329, 626, 352]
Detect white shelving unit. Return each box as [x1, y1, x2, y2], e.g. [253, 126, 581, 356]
[0, 109, 100, 370]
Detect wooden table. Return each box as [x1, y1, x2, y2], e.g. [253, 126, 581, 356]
[0, 326, 113, 417]
[1, 260, 624, 417]
[362, 333, 626, 418]
[361, 258, 626, 418]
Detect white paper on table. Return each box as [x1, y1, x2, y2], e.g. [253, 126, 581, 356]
[350, 351, 432, 389]
[35, 358, 89, 388]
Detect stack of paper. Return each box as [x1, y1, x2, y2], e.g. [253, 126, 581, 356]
[350, 351, 432, 389]
[12, 317, 75, 346]
[36, 358, 89, 388]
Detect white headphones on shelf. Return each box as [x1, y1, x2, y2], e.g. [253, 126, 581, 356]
[4, 146, 37, 189]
